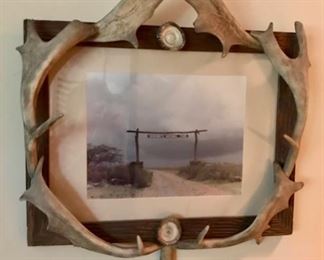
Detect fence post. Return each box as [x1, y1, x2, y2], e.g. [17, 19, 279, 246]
[135, 128, 140, 163]
[194, 129, 198, 161]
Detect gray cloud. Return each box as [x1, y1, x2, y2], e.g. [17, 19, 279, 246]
[87, 73, 246, 167]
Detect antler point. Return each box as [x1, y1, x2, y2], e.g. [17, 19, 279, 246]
[197, 225, 210, 245]
[136, 235, 144, 253]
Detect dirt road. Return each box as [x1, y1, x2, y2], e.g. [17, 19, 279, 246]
[88, 170, 241, 199]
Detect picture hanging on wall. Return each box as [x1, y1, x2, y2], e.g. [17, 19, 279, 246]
[18, 0, 310, 259]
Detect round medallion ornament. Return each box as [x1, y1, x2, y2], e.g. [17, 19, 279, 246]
[158, 217, 182, 246]
[157, 22, 186, 51]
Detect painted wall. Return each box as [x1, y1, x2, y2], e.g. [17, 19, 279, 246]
[0, 0, 323, 259]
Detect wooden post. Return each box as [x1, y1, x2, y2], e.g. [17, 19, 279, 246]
[135, 128, 139, 163]
[194, 129, 198, 161]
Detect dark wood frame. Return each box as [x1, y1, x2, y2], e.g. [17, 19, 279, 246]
[26, 20, 298, 246]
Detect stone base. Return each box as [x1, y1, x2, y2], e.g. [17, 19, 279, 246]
[129, 161, 152, 188]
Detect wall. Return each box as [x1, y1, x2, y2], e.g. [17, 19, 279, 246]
[0, 0, 323, 259]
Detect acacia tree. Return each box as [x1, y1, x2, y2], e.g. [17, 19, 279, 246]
[87, 144, 123, 165]
[87, 144, 123, 183]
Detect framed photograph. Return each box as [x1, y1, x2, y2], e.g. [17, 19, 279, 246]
[85, 72, 245, 197]
[24, 20, 298, 246]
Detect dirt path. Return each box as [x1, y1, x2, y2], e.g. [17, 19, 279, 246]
[138, 170, 232, 197]
[88, 170, 241, 199]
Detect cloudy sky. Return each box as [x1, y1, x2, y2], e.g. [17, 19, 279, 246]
[87, 73, 246, 167]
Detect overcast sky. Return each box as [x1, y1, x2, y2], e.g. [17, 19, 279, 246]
[87, 73, 246, 167]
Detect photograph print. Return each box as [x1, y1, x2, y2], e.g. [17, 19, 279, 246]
[87, 72, 246, 199]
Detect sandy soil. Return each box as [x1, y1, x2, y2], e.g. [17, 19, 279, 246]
[88, 170, 241, 199]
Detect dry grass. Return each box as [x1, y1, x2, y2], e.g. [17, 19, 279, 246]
[177, 161, 242, 184]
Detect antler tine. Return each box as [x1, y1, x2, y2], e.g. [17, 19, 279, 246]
[136, 235, 144, 254]
[185, 0, 261, 57]
[30, 114, 64, 140]
[197, 225, 210, 245]
[283, 134, 299, 149]
[295, 21, 311, 67]
[26, 114, 63, 178]
[16, 20, 41, 54]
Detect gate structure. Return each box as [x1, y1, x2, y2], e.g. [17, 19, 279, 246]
[126, 129, 208, 163]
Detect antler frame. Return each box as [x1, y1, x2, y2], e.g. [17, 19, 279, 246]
[18, 0, 310, 259]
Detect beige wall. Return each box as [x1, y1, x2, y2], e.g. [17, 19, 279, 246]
[0, 0, 323, 259]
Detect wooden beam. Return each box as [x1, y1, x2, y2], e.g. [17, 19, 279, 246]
[127, 130, 208, 135]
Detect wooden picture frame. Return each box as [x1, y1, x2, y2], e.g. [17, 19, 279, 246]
[26, 19, 298, 247]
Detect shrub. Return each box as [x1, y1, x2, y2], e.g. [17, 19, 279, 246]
[178, 161, 242, 183]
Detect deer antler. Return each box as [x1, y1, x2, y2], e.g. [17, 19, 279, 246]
[20, 157, 160, 257]
[18, 1, 165, 256]
[177, 163, 304, 249]
[94, 0, 164, 47]
[185, 0, 261, 56]
[17, 20, 97, 177]
[252, 22, 310, 177]
[176, 21, 309, 250]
